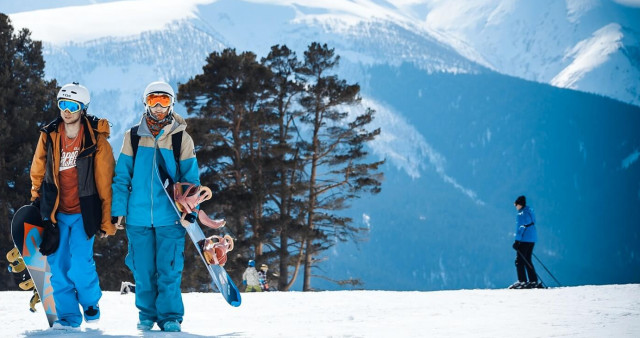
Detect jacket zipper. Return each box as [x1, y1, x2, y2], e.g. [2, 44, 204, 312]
[150, 137, 158, 227]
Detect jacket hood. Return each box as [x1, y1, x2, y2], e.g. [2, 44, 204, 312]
[41, 114, 111, 138]
[88, 114, 111, 137]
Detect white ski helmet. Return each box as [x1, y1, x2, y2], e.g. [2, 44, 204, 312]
[143, 81, 175, 105]
[143, 81, 175, 119]
[57, 82, 90, 109]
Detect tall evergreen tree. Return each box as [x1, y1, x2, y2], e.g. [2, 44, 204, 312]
[0, 14, 58, 290]
[178, 48, 276, 285]
[179, 43, 384, 291]
[297, 43, 384, 291]
[261, 45, 308, 291]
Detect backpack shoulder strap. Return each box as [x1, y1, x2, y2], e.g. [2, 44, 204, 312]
[130, 127, 182, 176]
[130, 126, 140, 163]
[172, 131, 182, 164]
[172, 131, 183, 178]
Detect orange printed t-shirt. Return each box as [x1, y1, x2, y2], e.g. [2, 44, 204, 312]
[58, 123, 83, 214]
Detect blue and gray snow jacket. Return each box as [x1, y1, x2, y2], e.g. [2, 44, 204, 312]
[515, 205, 537, 243]
[111, 113, 200, 227]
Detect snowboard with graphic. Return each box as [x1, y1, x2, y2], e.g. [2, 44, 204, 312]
[10, 205, 58, 327]
[154, 159, 241, 307]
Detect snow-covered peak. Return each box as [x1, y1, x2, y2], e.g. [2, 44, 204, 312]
[8, 0, 207, 44]
[551, 23, 623, 88]
[390, 0, 640, 105]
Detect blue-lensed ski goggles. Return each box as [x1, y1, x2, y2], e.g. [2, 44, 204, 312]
[57, 99, 84, 114]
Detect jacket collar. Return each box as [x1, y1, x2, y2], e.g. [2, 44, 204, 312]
[41, 115, 104, 149]
[135, 113, 187, 139]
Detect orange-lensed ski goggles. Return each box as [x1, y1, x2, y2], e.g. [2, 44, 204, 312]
[145, 93, 172, 108]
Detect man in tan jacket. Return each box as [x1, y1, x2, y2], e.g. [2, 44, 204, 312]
[30, 82, 115, 330]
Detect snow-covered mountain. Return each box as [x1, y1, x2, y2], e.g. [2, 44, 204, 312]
[7, 0, 640, 105]
[4, 0, 640, 291]
[2, 285, 640, 337]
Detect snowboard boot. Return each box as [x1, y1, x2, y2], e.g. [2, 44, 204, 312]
[84, 305, 100, 323]
[137, 319, 155, 331]
[508, 281, 527, 289]
[162, 320, 181, 332]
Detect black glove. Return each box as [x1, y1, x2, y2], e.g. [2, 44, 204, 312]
[30, 198, 40, 209]
[512, 241, 521, 251]
[39, 220, 60, 256]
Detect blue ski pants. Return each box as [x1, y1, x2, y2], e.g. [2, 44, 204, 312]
[47, 213, 102, 326]
[125, 225, 186, 326]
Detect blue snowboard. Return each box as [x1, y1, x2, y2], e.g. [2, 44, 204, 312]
[10, 205, 58, 327]
[155, 159, 241, 307]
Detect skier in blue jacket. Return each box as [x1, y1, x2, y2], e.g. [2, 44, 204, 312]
[111, 81, 200, 332]
[509, 195, 542, 289]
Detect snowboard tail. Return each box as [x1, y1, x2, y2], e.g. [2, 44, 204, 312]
[10, 205, 57, 327]
[185, 223, 241, 307]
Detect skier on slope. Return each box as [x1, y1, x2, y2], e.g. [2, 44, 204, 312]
[242, 260, 262, 292]
[111, 81, 200, 332]
[30, 82, 116, 329]
[509, 195, 543, 289]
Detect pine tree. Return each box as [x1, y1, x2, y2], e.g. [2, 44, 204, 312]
[179, 48, 276, 286]
[261, 45, 308, 291]
[297, 43, 384, 291]
[0, 14, 59, 290]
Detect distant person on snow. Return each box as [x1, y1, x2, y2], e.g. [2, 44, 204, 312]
[242, 260, 262, 292]
[30, 82, 116, 329]
[258, 264, 270, 291]
[509, 195, 542, 289]
[111, 81, 200, 332]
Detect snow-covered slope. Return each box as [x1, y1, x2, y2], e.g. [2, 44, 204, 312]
[2, 284, 639, 337]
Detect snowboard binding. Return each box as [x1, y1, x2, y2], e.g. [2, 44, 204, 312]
[173, 182, 226, 229]
[29, 290, 40, 313]
[198, 235, 234, 266]
[7, 247, 33, 290]
[6, 247, 41, 312]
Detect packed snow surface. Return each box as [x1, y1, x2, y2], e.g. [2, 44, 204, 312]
[1, 284, 638, 337]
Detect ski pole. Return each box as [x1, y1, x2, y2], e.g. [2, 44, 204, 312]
[516, 248, 546, 287]
[532, 253, 562, 287]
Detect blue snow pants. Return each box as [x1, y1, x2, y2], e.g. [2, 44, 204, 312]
[125, 225, 186, 327]
[47, 213, 102, 326]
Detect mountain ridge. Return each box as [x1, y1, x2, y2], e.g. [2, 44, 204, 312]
[7, 0, 640, 105]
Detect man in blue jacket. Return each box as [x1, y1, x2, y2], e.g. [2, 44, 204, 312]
[509, 195, 542, 289]
[111, 81, 200, 332]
